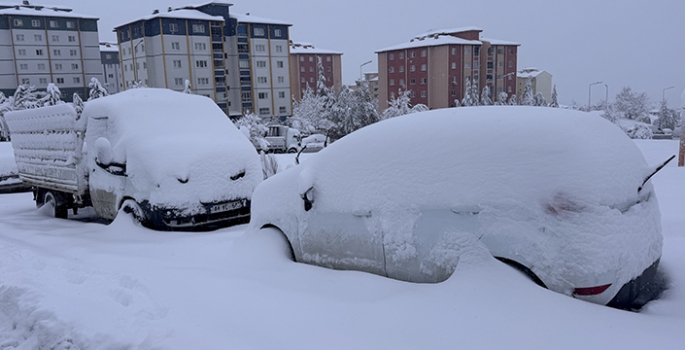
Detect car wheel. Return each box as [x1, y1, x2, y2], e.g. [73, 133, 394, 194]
[287, 148, 298, 154]
[43, 190, 68, 219]
[496, 257, 547, 289]
[121, 199, 149, 227]
[260, 226, 295, 261]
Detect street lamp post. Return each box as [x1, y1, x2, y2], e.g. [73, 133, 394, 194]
[604, 84, 609, 110]
[359, 60, 372, 81]
[588, 81, 603, 111]
[662, 86, 675, 103]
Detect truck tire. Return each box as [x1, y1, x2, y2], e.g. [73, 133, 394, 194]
[121, 199, 149, 228]
[287, 148, 298, 153]
[43, 190, 68, 219]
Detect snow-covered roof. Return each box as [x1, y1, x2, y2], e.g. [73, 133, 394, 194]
[180, 1, 233, 8]
[99, 42, 118, 52]
[517, 68, 549, 79]
[481, 37, 520, 46]
[230, 13, 291, 26]
[416, 26, 483, 38]
[0, 5, 97, 19]
[290, 42, 342, 55]
[376, 35, 481, 53]
[115, 9, 224, 28]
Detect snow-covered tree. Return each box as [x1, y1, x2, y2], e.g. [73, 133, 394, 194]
[481, 86, 493, 106]
[471, 79, 480, 106]
[622, 123, 653, 139]
[0, 92, 11, 141]
[40, 83, 63, 106]
[259, 152, 279, 179]
[614, 87, 649, 122]
[508, 94, 518, 106]
[183, 79, 193, 94]
[549, 85, 559, 108]
[534, 92, 547, 107]
[131, 81, 147, 89]
[72, 93, 85, 119]
[655, 100, 678, 130]
[494, 92, 508, 106]
[293, 84, 332, 134]
[461, 78, 473, 107]
[235, 112, 269, 150]
[88, 78, 109, 101]
[520, 77, 534, 106]
[351, 79, 380, 130]
[12, 84, 41, 109]
[382, 89, 428, 120]
[601, 104, 620, 123]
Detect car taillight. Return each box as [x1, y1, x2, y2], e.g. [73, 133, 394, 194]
[573, 284, 612, 296]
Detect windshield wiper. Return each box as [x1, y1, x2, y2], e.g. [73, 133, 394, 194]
[638, 155, 675, 193]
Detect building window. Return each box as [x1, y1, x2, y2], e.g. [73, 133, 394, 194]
[497, 48, 503, 55]
[73, 77, 81, 84]
[192, 24, 205, 33]
[15, 34, 24, 41]
[13, 19, 22, 26]
[241, 91, 252, 101]
[421, 64, 426, 71]
[300, 56, 304, 62]
[389, 53, 394, 60]
[56, 78, 64, 84]
[390, 79, 395, 86]
[259, 108, 270, 115]
[173, 60, 182, 68]
[256, 60, 266, 68]
[326, 56, 331, 62]
[474, 61, 480, 69]
[278, 76, 284, 83]
[409, 65, 415, 72]
[257, 77, 267, 84]
[389, 67, 394, 73]
[39, 78, 47, 84]
[171, 42, 180, 50]
[49, 20, 58, 28]
[410, 51, 415, 58]
[464, 47, 472, 55]
[198, 77, 209, 85]
[34, 34, 42, 41]
[310, 77, 314, 83]
[279, 106, 286, 114]
[258, 92, 268, 99]
[488, 47, 494, 56]
[274, 29, 282, 37]
[53, 49, 61, 56]
[421, 78, 426, 85]
[37, 63, 46, 70]
[508, 86, 512, 93]
[31, 19, 40, 27]
[309, 57, 313, 62]
[196, 60, 208, 68]
[410, 78, 416, 85]
[52, 35, 59, 42]
[55, 63, 62, 70]
[71, 63, 79, 69]
[410, 91, 415, 98]
[66, 21, 75, 29]
[254, 27, 265, 36]
[300, 77, 305, 83]
[278, 91, 285, 98]
[487, 62, 494, 69]
[474, 47, 480, 56]
[18, 49, 26, 56]
[421, 49, 427, 57]
[487, 74, 493, 81]
[309, 66, 314, 72]
[21, 78, 30, 84]
[276, 45, 283, 52]
[421, 91, 427, 98]
[451, 48, 457, 55]
[19, 63, 28, 70]
[498, 61, 503, 67]
[169, 23, 179, 33]
[255, 44, 266, 52]
[399, 79, 405, 87]
[326, 66, 331, 73]
[399, 52, 404, 59]
[69, 49, 77, 56]
[452, 90, 456, 96]
[174, 78, 184, 85]
[194, 42, 206, 50]
[399, 66, 404, 73]
[300, 66, 305, 72]
[451, 62, 456, 69]
[277, 61, 284, 68]
[497, 74, 503, 81]
[36, 49, 44, 56]
[452, 76, 457, 84]
[474, 74, 479, 81]
[239, 60, 250, 68]
[509, 61, 513, 68]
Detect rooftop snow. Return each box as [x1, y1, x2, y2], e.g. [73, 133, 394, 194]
[376, 35, 481, 53]
[230, 13, 291, 26]
[0, 6, 97, 19]
[518, 69, 548, 78]
[290, 42, 343, 55]
[416, 26, 483, 38]
[480, 37, 520, 46]
[115, 9, 224, 28]
[99, 42, 118, 52]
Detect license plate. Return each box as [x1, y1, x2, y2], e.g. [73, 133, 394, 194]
[210, 200, 243, 214]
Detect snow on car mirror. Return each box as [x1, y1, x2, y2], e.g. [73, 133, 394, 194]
[95, 137, 113, 167]
[639, 155, 675, 193]
[301, 187, 314, 211]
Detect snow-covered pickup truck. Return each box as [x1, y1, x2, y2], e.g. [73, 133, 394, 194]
[4, 88, 262, 230]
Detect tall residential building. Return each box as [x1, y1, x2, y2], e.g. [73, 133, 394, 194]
[99, 42, 122, 94]
[376, 27, 519, 111]
[114, 2, 293, 118]
[288, 42, 343, 101]
[516, 68, 553, 102]
[0, 1, 103, 100]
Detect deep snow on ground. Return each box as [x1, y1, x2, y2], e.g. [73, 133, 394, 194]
[0, 140, 683, 349]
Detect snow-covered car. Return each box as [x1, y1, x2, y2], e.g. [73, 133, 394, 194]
[249, 106, 664, 308]
[300, 133, 329, 153]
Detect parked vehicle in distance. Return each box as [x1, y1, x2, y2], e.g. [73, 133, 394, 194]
[256, 125, 301, 153]
[5, 88, 262, 230]
[249, 106, 665, 309]
[300, 133, 329, 153]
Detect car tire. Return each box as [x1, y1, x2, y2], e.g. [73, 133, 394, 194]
[43, 190, 68, 219]
[287, 148, 298, 153]
[121, 199, 149, 228]
[260, 226, 295, 261]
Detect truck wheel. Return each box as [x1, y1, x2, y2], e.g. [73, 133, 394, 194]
[121, 199, 149, 227]
[287, 148, 298, 153]
[43, 191, 68, 219]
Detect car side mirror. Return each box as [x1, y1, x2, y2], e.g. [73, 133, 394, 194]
[301, 187, 314, 211]
[95, 137, 113, 167]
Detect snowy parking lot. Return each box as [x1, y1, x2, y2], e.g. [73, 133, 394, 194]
[0, 140, 684, 349]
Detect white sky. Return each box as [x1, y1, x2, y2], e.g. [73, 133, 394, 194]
[52, 0, 685, 107]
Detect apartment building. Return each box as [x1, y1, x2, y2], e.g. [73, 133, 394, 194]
[0, 1, 103, 100]
[288, 42, 343, 101]
[99, 42, 122, 94]
[114, 2, 292, 118]
[376, 27, 519, 111]
[516, 67, 553, 102]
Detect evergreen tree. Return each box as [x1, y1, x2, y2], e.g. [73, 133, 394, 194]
[481, 86, 493, 106]
[235, 112, 269, 150]
[293, 84, 332, 134]
[12, 84, 41, 109]
[183, 79, 193, 94]
[41, 83, 63, 106]
[72, 93, 85, 119]
[382, 90, 428, 120]
[534, 92, 547, 107]
[520, 77, 534, 106]
[655, 100, 678, 130]
[494, 92, 508, 106]
[508, 94, 518, 106]
[88, 78, 109, 100]
[0, 92, 11, 141]
[461, 78, 473, 106]
[471, 79, 480, 106]
[549, 85, 559, 108]
[614, 87, 649, 121]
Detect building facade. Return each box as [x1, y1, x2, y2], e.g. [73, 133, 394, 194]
[516, 68, 553, 103]
[288, 42, 342, 101]
[376, 27, 519, 111]
[99, 42, 122, 94]
[114, 2, 292, 118]
[0, 1, 103, 101]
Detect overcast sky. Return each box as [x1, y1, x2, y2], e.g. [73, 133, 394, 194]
[57, 0, 684, 107]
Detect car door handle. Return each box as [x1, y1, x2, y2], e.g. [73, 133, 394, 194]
[353, 210, 372, 217]
[450, 205, 481, 215]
